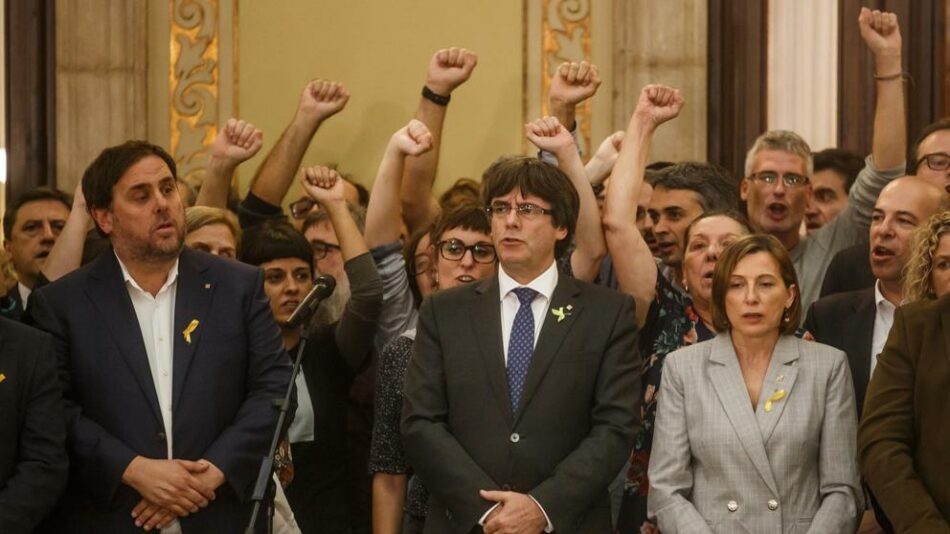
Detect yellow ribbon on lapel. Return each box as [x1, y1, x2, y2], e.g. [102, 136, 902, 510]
[0, 373, 5, 383]
[183, 319, 200, 344]
[764, 389, 786, 413]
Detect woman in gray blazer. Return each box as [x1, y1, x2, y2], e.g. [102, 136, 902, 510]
[648, 234, 862, 533]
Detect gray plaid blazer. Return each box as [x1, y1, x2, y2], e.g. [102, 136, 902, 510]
[647, 333, 862, 533]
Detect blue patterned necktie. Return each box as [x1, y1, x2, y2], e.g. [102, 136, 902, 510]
[507, 287, 538, 413]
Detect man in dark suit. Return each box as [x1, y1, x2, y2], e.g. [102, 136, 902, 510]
[29, 141, 292, 533]
[0, 317, 68, 532]
[402, 156, 641, 534]
[805, 176, 947, 418]
[818, 243, 874, 299]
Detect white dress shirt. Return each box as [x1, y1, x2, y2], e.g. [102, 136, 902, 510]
[480, 261, 558, 532]
[870, 280, 898, 380]
[17, 282, 32, 308]
[117, 254, 181, 534]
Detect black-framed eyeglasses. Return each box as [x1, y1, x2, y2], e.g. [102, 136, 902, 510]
[290, 197, 318, 220]
[436, 239, 496, 264]
[485, 202, 554, 219]
[311, 240, 341, 259]
[747, 171, 809, 188]
[914, 152, 950, 172]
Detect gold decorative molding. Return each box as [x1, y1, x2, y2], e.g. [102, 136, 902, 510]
[170, 0, 220, 188]
[525, 0, 594, 156]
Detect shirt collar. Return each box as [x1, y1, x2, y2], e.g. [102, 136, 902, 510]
[874, 279, 899, 309]
[115, 251, 180, 296]
[17, 282, 31, 305]
[497, 261, 559, 302]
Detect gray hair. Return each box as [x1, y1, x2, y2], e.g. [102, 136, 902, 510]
[744, 130, 814, 178]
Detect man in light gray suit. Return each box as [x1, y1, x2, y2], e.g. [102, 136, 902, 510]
[402, 155, 641, 534]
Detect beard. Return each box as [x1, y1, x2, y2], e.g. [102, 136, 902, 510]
[308, 273, 351, 330]
[112, 213, 186, 264]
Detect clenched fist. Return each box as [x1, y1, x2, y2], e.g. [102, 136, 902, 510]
[632, 84, 684, 130]
[301, 166, 346, 206]
[210, 118, 263, 165]
[426, 47, 478, 96]
[297, 79, 350, 124]
[391, 119, 434, 157]
[549, 61, 602, 108]
[525, 116, 575, 157]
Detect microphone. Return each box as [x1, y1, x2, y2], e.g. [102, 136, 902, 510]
[287, 275, 336, 328]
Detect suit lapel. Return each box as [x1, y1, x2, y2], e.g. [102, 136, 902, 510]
[84, 252, 163, 424]
[172, 249, 214, 413]
[757, 336, 800, 444]
[472, 277, 513, 426]
[708, 334, 780, 496]
[850, 289, 876, 410]
[514, 275, 582, 425]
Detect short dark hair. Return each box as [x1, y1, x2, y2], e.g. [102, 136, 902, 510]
[403, 223, 434, 307]
[651, 162, 739, 212]
[82, 140, 178, 213]
[683, 209, 752, 248]
[438, 178, 482, 212]
[239, 221, 314, 276]
[480, 156, 579, 259]
[430, 202, 492, 244]
[812, 148, 863, 193]
[910, 117, 950, 173]
[3, 187, 72, 237]
[301, 203, 366, 235]
[711, 234, 801, 334]
[349, 180, 370, 208]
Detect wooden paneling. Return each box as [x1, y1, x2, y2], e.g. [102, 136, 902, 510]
[707, 0, 768, 178]
[5, 0, 56, 203]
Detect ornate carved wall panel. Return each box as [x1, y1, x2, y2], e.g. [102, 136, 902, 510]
[167, 0, 237, 191]
[525, 0, 612, 157]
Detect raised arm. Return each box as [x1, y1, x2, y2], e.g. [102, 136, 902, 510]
[249, 79, 349, 207]
[196, 118, 263, 208]
[548, 61, 601, 132]
[525, 116, 605, 281]
[400, 48, 478, 234]
[364, 120, 433, 249]
[603, 85, 683, 326]
[585, 131, 624, 188]
[300, 167, 367, 262]
[41, 183, 89, 282]
[859, 7, 905, 171]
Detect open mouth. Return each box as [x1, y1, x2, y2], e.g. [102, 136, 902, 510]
[36, 250, 50, 259]
[766, 203, 788, 220]
[871, 245, 895, 261]
[456, 275, 475, 284]
[742, 312, 764, 321]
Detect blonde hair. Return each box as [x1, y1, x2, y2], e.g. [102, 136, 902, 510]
[744, 130, 813, 178]
[903, 210, 950, 303]
[185, 206, 241, 248]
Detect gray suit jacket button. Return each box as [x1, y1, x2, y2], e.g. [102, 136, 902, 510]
[510, 433, 520, 443]
[767, 499, 779, 511]
[727, 500, 738, 512]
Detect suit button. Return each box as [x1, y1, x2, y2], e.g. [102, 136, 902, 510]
[156, 432, 166, 442]
[727, 500, 738, 512]
[445, 510, 452, 520]
[510, 433, 520, 443]
[767, 499, 779, 511]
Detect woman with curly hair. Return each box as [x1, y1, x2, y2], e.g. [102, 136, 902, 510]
[903, 210, 950, 303]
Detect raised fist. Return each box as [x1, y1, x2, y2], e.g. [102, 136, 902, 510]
[391, 119, 434, 157]
[633, 84, 684, 129]
[549, 61, 602, 107]
[858, 7, 901, 59]
[301, 166, 345, 205]
[588, 131, 624, 171]
[210, 118, 263, 164]
[525, 116, 575, 156]
[426, 47, 478, 96]
[298, 79, 350, 124]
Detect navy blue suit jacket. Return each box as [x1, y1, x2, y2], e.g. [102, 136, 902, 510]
[29, 247, 292, 533]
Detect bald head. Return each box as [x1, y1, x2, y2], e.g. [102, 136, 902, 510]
[870, 177, 948, 287]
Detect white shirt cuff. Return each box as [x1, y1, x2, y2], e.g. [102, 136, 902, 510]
[477, 503, 500, 526]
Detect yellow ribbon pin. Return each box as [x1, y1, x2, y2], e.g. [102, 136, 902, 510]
[0, 373, 5, 383]
[764, 389, 786, 413]
[183, 319, 200, 344]
[551, 307, 565, 323]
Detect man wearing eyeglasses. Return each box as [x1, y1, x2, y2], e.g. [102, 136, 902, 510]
[910, 117, 950, 195]
[741, 8, 908, 316]
[402, 156, 641, 534]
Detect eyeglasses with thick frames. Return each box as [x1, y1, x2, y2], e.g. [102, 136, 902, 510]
[311, 240, 341, 259]
[485, 202, 554, 219]
[915, 152, 950, 172]
[436, 239, 497, 264]
[747, 171, 809, 188]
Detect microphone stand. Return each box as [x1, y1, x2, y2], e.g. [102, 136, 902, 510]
[245, 328, 309, 534]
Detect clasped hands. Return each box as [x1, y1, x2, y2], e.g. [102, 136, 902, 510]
[122, 456, 225, 531]
[479, 489, 548, 534]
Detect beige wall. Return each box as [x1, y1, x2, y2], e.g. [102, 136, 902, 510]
[237, 0, 524, 202]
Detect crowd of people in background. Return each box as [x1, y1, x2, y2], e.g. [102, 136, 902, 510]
[1, 6, 948, 534]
